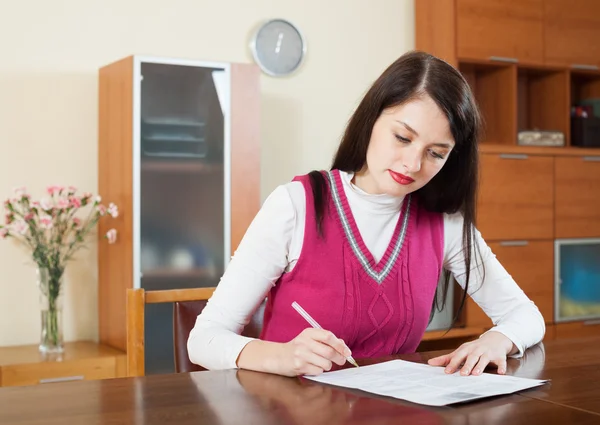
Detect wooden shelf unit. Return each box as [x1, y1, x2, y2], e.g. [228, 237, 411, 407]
[97, 56, 261, 359]
[417, 0, 600, 344]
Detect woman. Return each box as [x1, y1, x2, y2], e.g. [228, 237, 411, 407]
[187, 50, 545, 377]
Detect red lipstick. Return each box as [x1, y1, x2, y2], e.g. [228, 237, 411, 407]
[389, 170, 414, 185]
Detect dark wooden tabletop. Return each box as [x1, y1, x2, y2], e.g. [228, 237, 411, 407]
[0, 337, 599, 425]
[506, 336, 600, 416]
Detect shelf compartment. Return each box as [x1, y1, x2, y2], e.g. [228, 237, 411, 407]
[571, 69, 600, 104]
[421, 326, 485, 342]
[459, 60, 517, 145]
[141, 267, 219, 292]
[141, 160, 223, 174]
[480, 143, 600, 157]
[517, 67, 570, 145]
[142, 117, 207, 127]
[142, 267, 215, 280]
[570, 70, 600, 148]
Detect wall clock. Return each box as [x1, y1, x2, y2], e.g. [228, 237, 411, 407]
[250, 19, 307, 77]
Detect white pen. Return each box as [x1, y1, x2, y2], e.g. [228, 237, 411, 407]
[291, 301, 359, 368]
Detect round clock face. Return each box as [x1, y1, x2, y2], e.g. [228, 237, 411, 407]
[251, 19, 306, 77]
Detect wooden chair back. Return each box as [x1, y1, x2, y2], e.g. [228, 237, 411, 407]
[126, 287, 266, 376]
[173, 299, 266, 373]
[126, 287, 215, 377]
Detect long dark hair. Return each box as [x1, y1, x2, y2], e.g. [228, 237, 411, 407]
[308, 50, 483, 328]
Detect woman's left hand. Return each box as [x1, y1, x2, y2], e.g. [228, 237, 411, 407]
[427, 331, 516, 376]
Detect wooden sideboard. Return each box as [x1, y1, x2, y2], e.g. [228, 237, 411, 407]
[0, 341, 126, 387]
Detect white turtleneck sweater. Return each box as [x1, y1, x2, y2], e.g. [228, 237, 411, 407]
[188, 171, 546, 370]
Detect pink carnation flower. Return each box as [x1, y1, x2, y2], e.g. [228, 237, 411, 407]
[106, 228, 117, 244]
[13, 220, 28, 234]
[39, 215, 53, 230]
[13, 186, 27, 198]
[57, 198, 70, 209]
[107, 203, 119, 218]
[70, 197, 82, 208]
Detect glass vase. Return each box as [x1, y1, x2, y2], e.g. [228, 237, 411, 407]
[37, 266, 64, 354]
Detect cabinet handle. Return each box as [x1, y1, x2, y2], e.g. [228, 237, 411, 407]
[40, 375, 84, 384]
[499, 153, 528, 160]
[489, 56, 518, 63]
[499, 241, 529, 247]
[583, 156, 600, 162]
[571, 64, 599, 71]
[583, 319, 600, 326]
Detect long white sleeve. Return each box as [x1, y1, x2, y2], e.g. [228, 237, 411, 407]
[187, 185, 296, 370]
[188, 172, 546, 370]
[443, 213, 546, 357]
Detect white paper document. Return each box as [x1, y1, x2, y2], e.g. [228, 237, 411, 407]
[303, 360, 548, 406]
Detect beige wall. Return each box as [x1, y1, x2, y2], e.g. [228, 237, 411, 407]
[0, 0, 415, 347]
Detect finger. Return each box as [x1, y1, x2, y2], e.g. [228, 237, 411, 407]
[300, 364, 324, 377]
[445, 349, 468, 374]
[496, 358, 507, 375]
[301, 349, 333, 373]
[428, 353, 451, 366]
[287, 354, 323, 377]
[307, 338, 347, 366]
[307, 329, 352, 358]
[291, 347, 328, 376]
[471, 354, 491, 376]
[460, 352, 483, 376]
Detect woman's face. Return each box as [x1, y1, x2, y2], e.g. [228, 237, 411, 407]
[353, 95, 456, 197]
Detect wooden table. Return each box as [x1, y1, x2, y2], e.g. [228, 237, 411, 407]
[0, 338, 598, 424]
[0, 341, 126, 387]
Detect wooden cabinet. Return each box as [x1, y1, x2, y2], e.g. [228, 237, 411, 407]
[416, 0, 600, 347]
[555, 156, 600, 238]
[466, 241, 554, 327]
[456, 0, 544, 64]
[98, 56, 260, 374]
[477, 154, 554, 241]
[544, 0, 600, 68]
[0, 342, 126, 387]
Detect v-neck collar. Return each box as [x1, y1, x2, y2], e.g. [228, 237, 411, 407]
[326, 170, 411, 284]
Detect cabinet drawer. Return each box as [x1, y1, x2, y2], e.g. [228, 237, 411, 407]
[555, 321, 600, 339]
[466, 240, 554, 327]
[478, 154, 554, 241]
[555, 156, 600, 238]
[456, 0, 544, 64]
[1, 357, 117, 387]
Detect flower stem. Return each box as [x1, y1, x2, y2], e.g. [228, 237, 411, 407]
[39, 267, 62, 352]
[47, 297, 59, 347]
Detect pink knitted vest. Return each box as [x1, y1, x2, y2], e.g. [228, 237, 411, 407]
[259, 170, 444, 358]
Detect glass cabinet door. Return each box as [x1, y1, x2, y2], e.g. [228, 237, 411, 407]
[556, 239, 600, 323]
[139, 61, 228, 292]
[137, 60, 229, 374]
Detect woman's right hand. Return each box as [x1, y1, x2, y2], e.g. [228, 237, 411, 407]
[276, 328, 352, 377]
